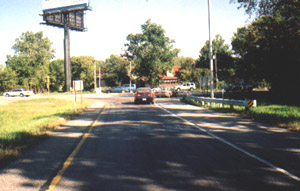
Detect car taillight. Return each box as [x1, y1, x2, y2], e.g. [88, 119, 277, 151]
[135, 93, 139, 97]
[149, 93, 154, 97]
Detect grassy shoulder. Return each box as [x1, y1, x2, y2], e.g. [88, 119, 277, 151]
[181, 96, 300, 132]
[0, 98, 90, 167]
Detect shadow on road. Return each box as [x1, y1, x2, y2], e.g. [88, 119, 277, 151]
[1, 97, 300, 191]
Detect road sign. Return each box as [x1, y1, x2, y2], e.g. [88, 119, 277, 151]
[247, 100, 257, 108]
[73, 80, 84, 91]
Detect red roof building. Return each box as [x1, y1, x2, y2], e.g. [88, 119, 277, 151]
[159, 66, 181, 87]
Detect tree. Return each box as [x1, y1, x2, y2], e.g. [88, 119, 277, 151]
[124, 19, 180, 86]
[233, 0, 300, 19]
[233, 0, 300, 104]
[102, 54, 129, 87]
[0, 66, 18, 92]
[5, 31, 54, 92]
[231, 19, 272, 84]
[71, 56, 96, 90]
[173, 56, 208, 86]
[196, 34, 234, 83]
[49, 59, 65, 91]
[174, 56, 195, 71]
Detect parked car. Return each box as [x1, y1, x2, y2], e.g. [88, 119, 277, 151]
[134, 87, 154, 104]
[122, 83, 136, 92]
[153, 87, 172, 98]
[174, 82, 196, 92]
[105, 86, 128, 93]
[3, 89, 34, 97]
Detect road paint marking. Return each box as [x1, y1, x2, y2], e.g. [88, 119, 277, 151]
[45, 104, 107, 191]
[155, 103, 300, 182]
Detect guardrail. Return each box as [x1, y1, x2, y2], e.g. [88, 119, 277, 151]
[186, 95, 257, 110]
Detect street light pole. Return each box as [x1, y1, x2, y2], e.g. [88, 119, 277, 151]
[99, 66, 101, 93]
[208, 0, 214, 98]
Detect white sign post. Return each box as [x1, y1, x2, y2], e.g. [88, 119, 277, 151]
[73, 80, 84, 112]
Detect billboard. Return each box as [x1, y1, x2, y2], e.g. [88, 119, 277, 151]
[43, 10, 85, 31]
[43, 0, 89, 13]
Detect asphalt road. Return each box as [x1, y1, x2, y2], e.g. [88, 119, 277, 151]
[1, 96, 300, 190]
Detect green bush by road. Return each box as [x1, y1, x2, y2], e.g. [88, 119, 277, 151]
[0, 98, 89, 166]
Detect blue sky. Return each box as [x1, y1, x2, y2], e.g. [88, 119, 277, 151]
[0, 0, 250, 65]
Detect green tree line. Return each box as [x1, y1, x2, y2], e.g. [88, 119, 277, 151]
[231, 0, 300, 104]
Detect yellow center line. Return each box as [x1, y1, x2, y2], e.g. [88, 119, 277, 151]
[46, 104, 107, 191]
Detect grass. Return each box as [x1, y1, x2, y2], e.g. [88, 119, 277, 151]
[0, 98, 90, 166]
[182, 96, 300, 132]
[246, 105, 300, 131]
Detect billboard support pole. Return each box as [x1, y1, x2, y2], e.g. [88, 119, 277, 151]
[64, 13, 71, 92]
[41, 0, 90, 92]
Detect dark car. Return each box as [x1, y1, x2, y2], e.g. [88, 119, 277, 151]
[134, 87, 154, 104]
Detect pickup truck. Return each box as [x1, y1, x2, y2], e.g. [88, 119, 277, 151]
[174, 82, 196, 91]
[3, 89, 34, 97]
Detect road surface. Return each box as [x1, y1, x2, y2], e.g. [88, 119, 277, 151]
[0, 95, 300, 191]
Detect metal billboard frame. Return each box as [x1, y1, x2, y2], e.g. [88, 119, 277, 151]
[42, 0, 89, 13]
[41, 1, 90, 92]
[42, 10, 85, 31]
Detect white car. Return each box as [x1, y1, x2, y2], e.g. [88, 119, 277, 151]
[3, 89, 34, 97]
[174, 82, 196, 91]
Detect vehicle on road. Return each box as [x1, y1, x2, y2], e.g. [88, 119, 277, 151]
[122, 83, 136, 92]
[174, 82, 196, 92]
[153, 87, 173, 98]
[134, 87, 154, 104]
[3, 89, 34, 97]
[105, 86, 128, 93]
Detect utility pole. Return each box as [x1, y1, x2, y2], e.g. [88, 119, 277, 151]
[214, 53, 218, 90]
[129, 60, 132, 93]
[208, 0, 214, 98]
[99, 66, 101, 93]
[94, 60, 96, 92]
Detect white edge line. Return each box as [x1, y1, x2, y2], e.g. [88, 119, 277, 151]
[155, 103, 300, 182]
